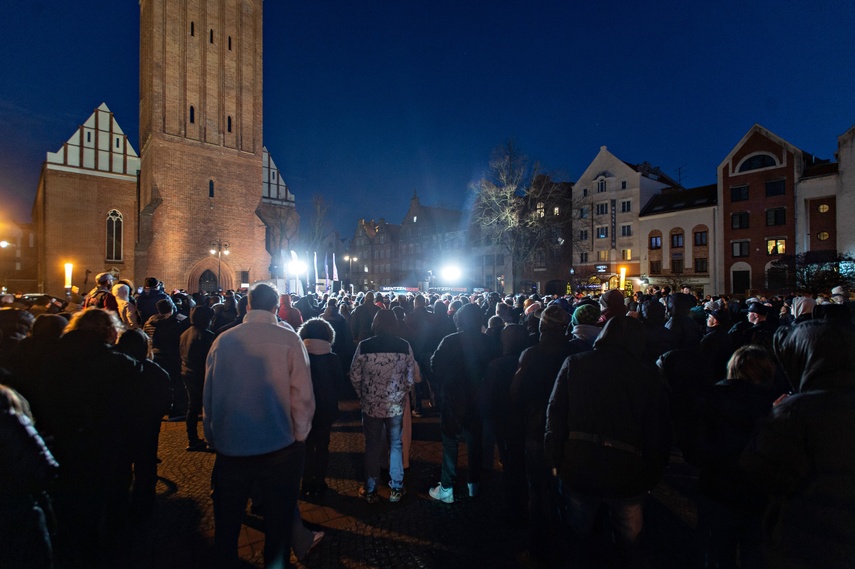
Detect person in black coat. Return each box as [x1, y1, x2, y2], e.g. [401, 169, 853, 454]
[511, 305, 573, 563]
[545, 316, 671, 565]
[481, 324, 529, 525]
[144, 298, 187, 419]
[40, 309, 141, 567]
[297, 318, 343, 496]
[179, 305, 215, 450]
[116, 328, 172, 516]
[695, 345, 778, 569]
[699, 308, 735, 381]
[741, 320, 855, 569]
[429, 303, 499, 502]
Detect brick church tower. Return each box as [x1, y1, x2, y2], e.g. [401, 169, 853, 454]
[137, 0, 292, 292]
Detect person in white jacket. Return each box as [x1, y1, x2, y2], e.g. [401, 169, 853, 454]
[203, 282, 315, 569]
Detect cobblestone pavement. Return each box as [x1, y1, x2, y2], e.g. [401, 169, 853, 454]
[110, 400, 702, 568]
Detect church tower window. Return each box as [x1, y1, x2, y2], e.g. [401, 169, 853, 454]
[209, 180, 215, 198]
[190, 22, 194, 36]
[210, 29, 214, 44]
[106, 210, 123, 262]
[189, 106, 195, 124]
[227, 116, 232, 132]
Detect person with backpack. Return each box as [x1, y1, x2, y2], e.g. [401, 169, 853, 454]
[83, 272, 119, 312]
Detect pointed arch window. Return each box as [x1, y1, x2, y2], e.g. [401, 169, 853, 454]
[189, 106, 195, 124]
[106, 209, 123, 262]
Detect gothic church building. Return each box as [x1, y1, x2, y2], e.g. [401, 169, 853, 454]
[33, 0, 296, 295]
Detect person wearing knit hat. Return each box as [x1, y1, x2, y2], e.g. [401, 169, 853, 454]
[524, 301, 542, 317]
[568, 304, 601, 352]
[510, 303, 573, 558]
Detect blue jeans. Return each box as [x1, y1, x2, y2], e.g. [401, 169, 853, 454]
[212, 442, 304, 569]
[362, 413, 404, 491]
[440, 423, 482, 489]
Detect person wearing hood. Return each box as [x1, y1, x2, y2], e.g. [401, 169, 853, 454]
[277, 294, 304, 331]
[789, 295, 816, 325]
[350, 291, 381, 344]
[598, 289, 627, 325]
[298, 318, 343, 497]
[179, 305, 216, 451]
[545, 317, 671, 565]
[639, 299, 675, 365]
[741, 320, 855, 569]
[665, 292, 703, 349]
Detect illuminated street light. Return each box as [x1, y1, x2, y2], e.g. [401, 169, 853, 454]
[440, 265, 461, 282]
[343, 255, 358, 294]
[0, 240, 9, 248]
[619, 266, 626, 291]
[210, 240, 230, 290]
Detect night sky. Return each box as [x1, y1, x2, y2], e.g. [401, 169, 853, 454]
[1, 1, 853, 235]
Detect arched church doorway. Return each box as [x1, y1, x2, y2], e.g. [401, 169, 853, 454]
[199, 269, 218, 293]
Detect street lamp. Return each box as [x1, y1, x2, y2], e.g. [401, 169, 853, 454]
[64, 263, 73, 299]
[210, 240, 229, 290]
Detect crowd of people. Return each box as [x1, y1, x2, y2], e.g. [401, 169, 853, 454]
[1, 272, 854, 568]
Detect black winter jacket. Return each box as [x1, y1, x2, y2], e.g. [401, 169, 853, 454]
[741, 320, 855, 569]
[545, 317, 671, 499]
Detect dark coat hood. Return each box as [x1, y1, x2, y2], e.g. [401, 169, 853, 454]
[774, 320, 855, 393]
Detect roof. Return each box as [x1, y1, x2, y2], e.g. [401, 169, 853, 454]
[622, 160, 681, 187]
[802, 161, 838, 179]
[639, 184, 717, 216]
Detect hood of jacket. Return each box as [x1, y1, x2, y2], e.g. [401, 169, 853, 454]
[593, 315, 646, 360]
[774, 319, 855, 392]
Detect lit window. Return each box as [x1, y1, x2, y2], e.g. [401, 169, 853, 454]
[413, 216, 417, 223]
[767, 239, 786, 255]
[536, 202, 545, 218]
[817, 231, 830, 241]
[621, 249, 632, 261]
[106, 210, 123, 262]
[596, 227, 608, 239]
[818, 204, 830, 213]
[553, 206, 560, 216]
[597, 250, 609, 261]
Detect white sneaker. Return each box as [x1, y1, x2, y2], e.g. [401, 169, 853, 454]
[467, 482, 480, 498]
[428, 484, 454, 503]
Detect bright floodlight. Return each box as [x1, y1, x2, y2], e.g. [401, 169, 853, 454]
[0, 241, 8, 248]
[441, 265, 461, 281]
[288, 260, 308, 276]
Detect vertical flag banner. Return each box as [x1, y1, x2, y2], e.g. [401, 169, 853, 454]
[313, 251, 318, 289]
[332, 254, 339, 281]
[324, 252, 329, 290]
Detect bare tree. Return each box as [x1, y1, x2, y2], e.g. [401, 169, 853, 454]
[305, 195, 330, 253]
[770, 251, 855, 295]
[256, 201, 299, 279]
[470, 140, 578, 292]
